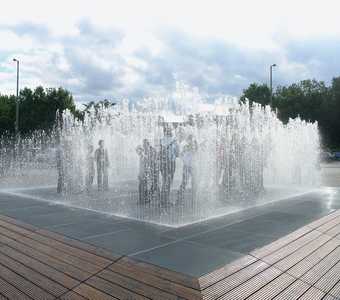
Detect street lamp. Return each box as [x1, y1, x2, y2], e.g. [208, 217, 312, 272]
[270, 63, 277, 107]
[13, 58, 20, 135]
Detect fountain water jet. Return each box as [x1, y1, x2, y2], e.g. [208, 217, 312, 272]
[0, 86, 320, 226]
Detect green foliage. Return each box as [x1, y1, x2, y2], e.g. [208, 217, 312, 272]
[241, 77, 340, 148]
[0, 94, 16, 133]
[0, 86, 79, 136]
[240, 83, 271, 106]
[83, 99, 115, 113]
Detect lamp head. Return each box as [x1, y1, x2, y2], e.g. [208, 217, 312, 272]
[13, 58, 18, 62]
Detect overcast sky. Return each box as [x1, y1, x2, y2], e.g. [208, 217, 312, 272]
[1, 0, 340, 102]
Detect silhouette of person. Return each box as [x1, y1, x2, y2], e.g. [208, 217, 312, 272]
[178, 134, 198, 203]
[86, 144, 95, 191]
[136, 139, 159, 204]
[56, 143, 64, 193]
[95, 139, 109, 191]
[160, 127, 179, 206]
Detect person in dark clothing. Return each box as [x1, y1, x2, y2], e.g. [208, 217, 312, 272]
[178, 134, 198, 203]
[56, 144, 64, 193]
[159, 127, 179, 206]
[95, 139, 109, 191]
[86, 144, 95, 191]
[136, 139, 159, 204]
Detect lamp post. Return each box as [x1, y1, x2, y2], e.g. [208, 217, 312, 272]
[13, 58, 20, 136]
[270, 63, 277, 107]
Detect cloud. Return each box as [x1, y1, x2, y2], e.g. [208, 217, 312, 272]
[1, 19, 340, 102]
[284, 38, 340, 82]
[5, 22, 51, 42]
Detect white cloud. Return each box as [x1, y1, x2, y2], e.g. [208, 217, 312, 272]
[1, 0, 340, 100]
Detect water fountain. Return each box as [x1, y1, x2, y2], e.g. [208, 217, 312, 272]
[0, 85, 320, 226]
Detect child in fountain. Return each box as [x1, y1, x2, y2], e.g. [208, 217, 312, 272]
[95, 139, 109, 191]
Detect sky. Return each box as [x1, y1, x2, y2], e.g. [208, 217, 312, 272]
[1, 0, 340, 103]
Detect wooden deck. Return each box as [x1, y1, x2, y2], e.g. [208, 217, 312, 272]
[0, 211, 340, 299]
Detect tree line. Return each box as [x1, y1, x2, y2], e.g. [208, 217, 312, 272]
[0, 86, 114, 137]
[241, 77, 340, 148]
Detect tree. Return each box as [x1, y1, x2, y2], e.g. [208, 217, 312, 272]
[274, 79, 329, 123]
[0, 94, 16, 134]
[0, 86, 80, 136]
[240, 83, 271, 106]
[82, 99, 115, 120]
[322, 77, 340, 147]
[241, 78, 340, 148]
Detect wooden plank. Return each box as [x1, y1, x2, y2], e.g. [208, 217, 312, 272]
[259, 230, 321, 265]
[201, 260, 270, 300]
[323, 294, 337, 300]
[198, 255, 257, 290]
[0, 235, 89, 283]
[306, 210, 340, 229]
[98, 269, 178, 300]
[0, 262, 55, 300]
[286, 238, 339, 278]
[0, 225, 102, 274]
[109, 260, 202, 300]
[272, 279, 311, 300]
[298, 287, 326, 300]
[37, 228, 122, 263]
[327, 276, 340, 299]
[301, 247, 340, 286]
[316, 216, 340, 233]
[0, 219, 112, 268]
[218, 266, 282, 300]
[0, 214, 39, 231]
[314, 261, 340, 294]
[273, 234, 332, 272]
[86, 276, 148, 300]
[0, 214, 121, 264]
[246, 273, 295, 300]
[0, 250, 67, 297]
[116, 257, 200, 290]
[59, 291, 89, 300]
[74, 283, 119, 300]
[323, 223, 340, 238]
[0, 277, 31, 300]
[250, 226, 313, 258]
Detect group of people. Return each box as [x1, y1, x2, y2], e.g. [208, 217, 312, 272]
[136, 126, 198, 206]
[57, 123, 267, 206]
[57, 139, 109, 193]
[216, 131, 266, 198]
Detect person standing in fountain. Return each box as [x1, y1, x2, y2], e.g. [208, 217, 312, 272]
[85, 144, 95, 191]
[160, 127, 179, 206]
[136, 139, 159, 204]
[95, 140, 109, 191]
[56, 142, 64, 193]
[178, 134, 198, 203]
[217, 135, 228, 199]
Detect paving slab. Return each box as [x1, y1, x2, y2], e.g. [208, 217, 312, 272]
[84, 228, 174, 256]
[131, 240, 245, 277]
